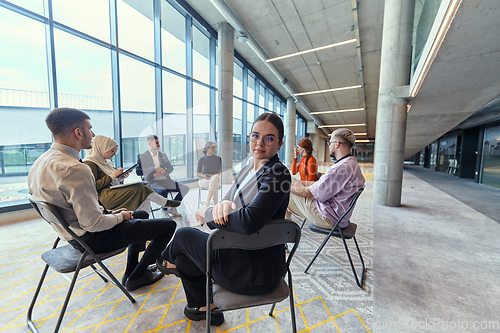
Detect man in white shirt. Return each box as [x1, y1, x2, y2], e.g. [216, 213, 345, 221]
[28, 108, 177, 292]
[136, 134, 189, 217]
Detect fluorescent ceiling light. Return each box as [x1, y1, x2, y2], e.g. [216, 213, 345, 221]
[319, 123, 366, 128]
[266, 39, 357, 63]
[354, 133, 367, 135]
[295, 85, 362, 97]
[310, 108, 364, 115]
[356, 140, 373, 143]
[409, 0, 462, 98]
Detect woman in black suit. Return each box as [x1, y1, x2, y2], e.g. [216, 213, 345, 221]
[157, 113, 291, 326]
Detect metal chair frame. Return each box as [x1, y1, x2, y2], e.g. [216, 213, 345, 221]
[28, 199, 135, 333]
[302, 188, 366, 289]
[198, 181, 223, 208]
[205, 220, 301, 333]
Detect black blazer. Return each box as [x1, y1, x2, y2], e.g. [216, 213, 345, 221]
[205, 154, 291, 294]
[136, 150, 173, 183]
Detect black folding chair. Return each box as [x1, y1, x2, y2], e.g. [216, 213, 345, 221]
[205, 220, 301, 333]
[28, 199, 135, 333]
[303, 188, 366, 289]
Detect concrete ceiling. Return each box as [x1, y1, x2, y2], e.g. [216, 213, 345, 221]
[184, 0, 500, 157]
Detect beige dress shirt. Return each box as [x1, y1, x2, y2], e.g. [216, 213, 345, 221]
[27, 142, 123, 241]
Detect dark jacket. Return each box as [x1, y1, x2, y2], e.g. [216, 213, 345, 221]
[205, 154, 291, 293]
[136, 150, 173, 183]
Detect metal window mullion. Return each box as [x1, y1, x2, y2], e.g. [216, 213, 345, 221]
[209, 36, 216, 142]
[241, 67, 248, 158]
[186, 16, 193, 178]
[254, 78, 259, 118]
[154, 0, 163, 139]
[109, 0, 122, 167]
[43, 0, 57, 111]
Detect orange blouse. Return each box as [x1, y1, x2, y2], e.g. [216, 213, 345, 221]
[292, 155, 318, 181]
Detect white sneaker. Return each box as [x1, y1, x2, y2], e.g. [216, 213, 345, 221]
[168, 207, 182, 217]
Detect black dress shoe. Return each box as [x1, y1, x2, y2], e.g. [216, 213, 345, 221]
[122, 265, 159, 286]
[184, 305, 224, 326]
[163, 200, 181, 208]
[125, 269, 164, 292]
[156, 259, 180, 277]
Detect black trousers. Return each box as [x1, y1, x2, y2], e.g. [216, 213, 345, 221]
[164, 227, 274, 308]
[149, 179, 189, 201]
[71, 217, 176, 278]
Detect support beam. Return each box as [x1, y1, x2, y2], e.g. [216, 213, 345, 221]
[373, 0, 415, 206]
[285, 97, 296, 170]
[217, 22, 234, 184]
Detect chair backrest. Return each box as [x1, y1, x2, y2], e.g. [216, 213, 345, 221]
[331, 187, 364, 230]
[29, 198, 86, 246]
[206, 219, 301, 273]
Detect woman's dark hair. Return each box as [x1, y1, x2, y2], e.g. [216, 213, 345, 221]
[251, 113, 284, 143]
[203, 141, 216, 155]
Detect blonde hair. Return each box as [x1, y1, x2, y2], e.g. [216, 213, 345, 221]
[331, 128, 356, 147]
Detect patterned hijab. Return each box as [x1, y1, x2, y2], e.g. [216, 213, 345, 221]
[83, 135, 118, 177]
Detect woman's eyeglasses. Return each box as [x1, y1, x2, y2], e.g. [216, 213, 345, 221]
[250, 133, 276, 145]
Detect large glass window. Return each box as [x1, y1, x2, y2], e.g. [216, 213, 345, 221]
[53, 0, 110, 42]
[193, 82, 211, 174]
[0, 1, 287, 208]
[119, 55, 156, 166]
[161, 2, 186, 75]
[438, 133, 457, 174]
[163, 72, 187, 179]
[480, 123, 500, 188]
[117, 0, 154, 61]
[55, 29, 113, 138]
[233, 98, 243, 170]
[233, 63, 243, 99]
[193, 27, 210, 84]
[0, 8, 50, 184]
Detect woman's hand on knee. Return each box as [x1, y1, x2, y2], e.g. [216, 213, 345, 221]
[212, 200, 236, 225]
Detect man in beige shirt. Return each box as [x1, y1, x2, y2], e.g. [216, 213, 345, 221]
[28, 107, 177, 292]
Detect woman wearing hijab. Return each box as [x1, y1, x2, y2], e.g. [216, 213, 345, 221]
[83, 135, 179, 212]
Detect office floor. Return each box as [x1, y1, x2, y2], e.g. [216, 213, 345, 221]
[1, 164, 500, 332]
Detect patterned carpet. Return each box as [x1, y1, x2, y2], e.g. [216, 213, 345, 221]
[0, 182, 373, 333]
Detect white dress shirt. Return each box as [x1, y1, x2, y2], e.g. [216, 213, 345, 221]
[148, 149, 167, 180]
[28, 142, 123, 241]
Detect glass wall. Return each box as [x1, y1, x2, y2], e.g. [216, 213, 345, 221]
[480, 123, 500, 188]
[0, 0, 304, 208]
[438, 133, 457, 173]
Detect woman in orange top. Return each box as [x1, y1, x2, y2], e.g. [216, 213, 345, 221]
[292, 137, 318, 182]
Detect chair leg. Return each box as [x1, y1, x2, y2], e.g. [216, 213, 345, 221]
[287, 269, 297, 333]
[304, 231, 333, 273]
[90, 264, 108, 283]
[27, 264, 50, 333]
[339, 232, 365, 289]
[92, 255, 135, 303]
[53, 257, 87, 333]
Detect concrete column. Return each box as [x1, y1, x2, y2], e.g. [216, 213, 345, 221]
[284, 98, 296, 170]
[217, 22, 234, 184]
[311, 134, 320, 161]
[373, 0, 414, 206]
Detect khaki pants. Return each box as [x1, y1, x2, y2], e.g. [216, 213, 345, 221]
[286, 178, 333, 229]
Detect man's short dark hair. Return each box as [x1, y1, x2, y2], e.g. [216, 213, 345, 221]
[45, 108, 90, 137]
[147, 134, 159, 142]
